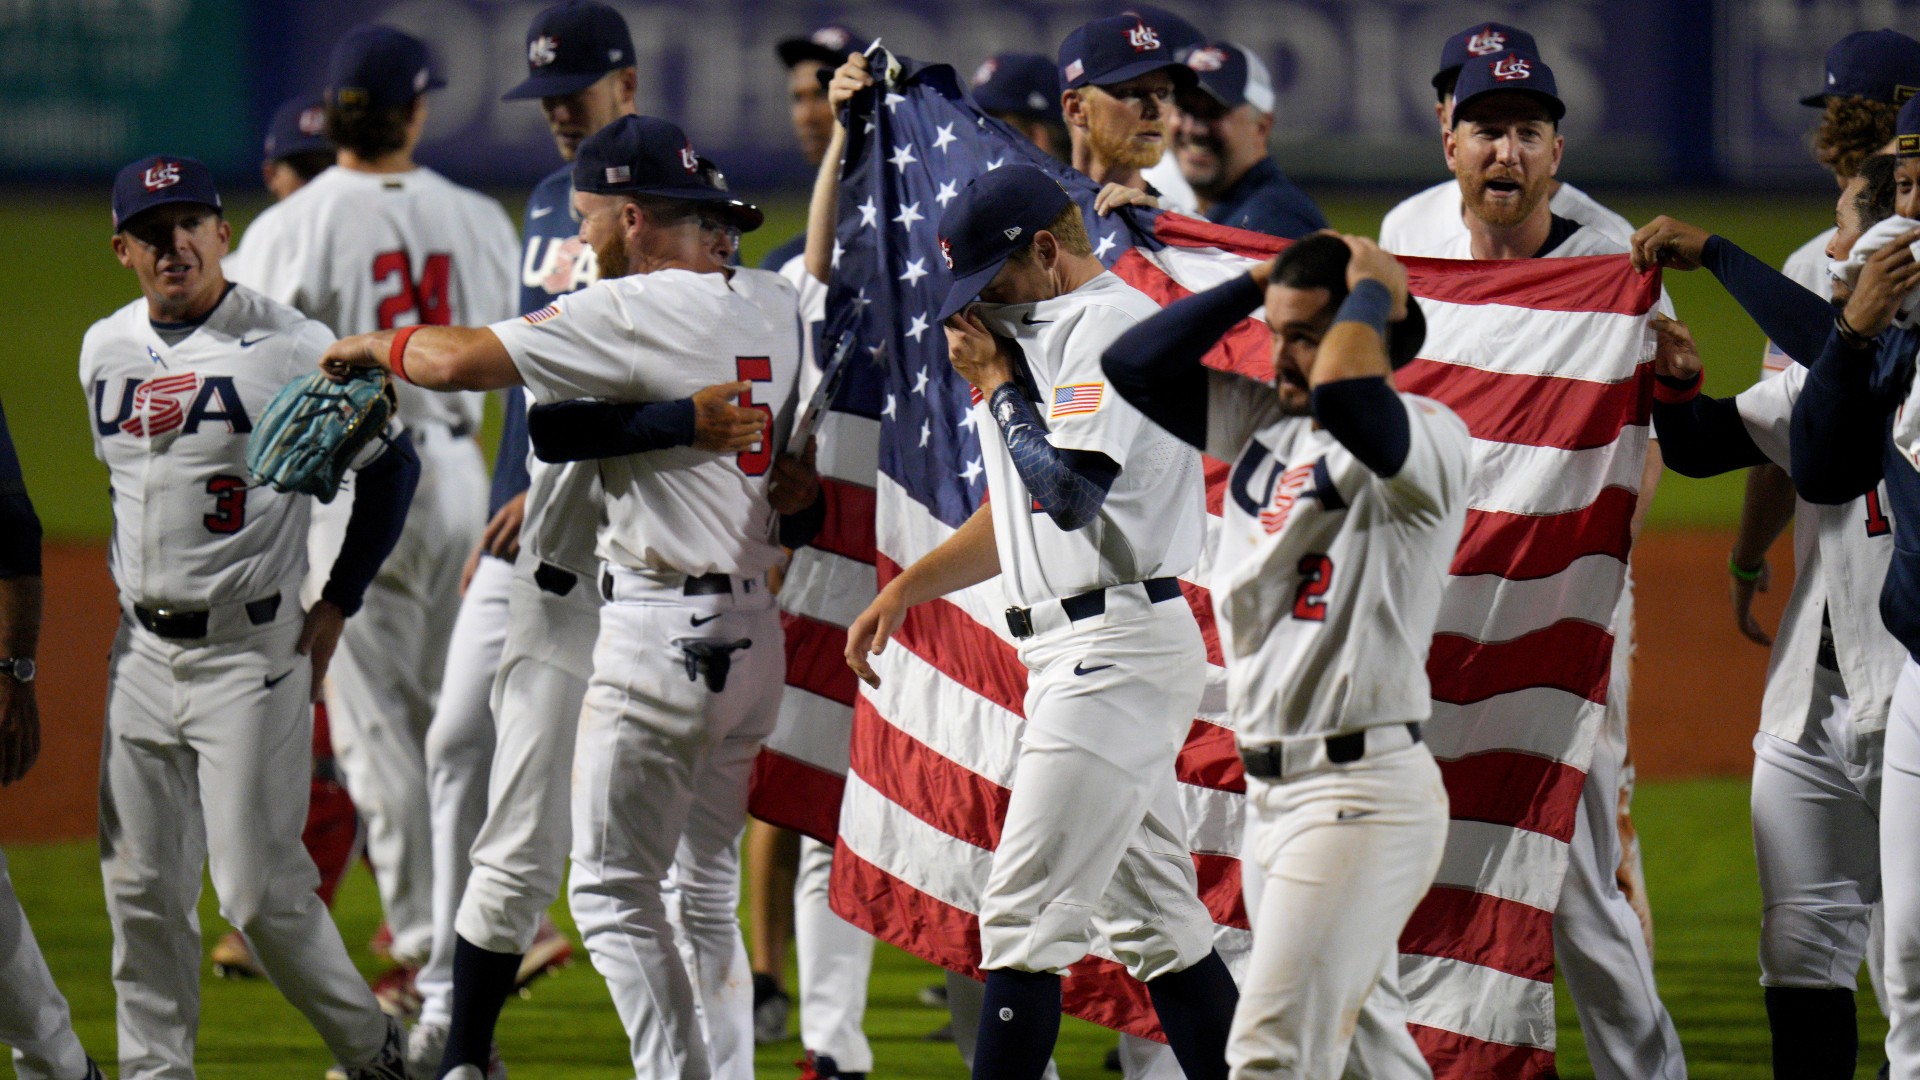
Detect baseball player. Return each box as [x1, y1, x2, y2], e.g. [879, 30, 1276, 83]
[0, 397, 102, 1080]
[317, 113, 807, 1080]
[971, 53, 1069, 162]
[85, 155, 419, 1079]
[1627, 154, 1901, 1076]
[262, 94, 336, 202]
[225, 23, 519, 1007]
[1381, 42, 1687, 1080]
[1057, 13, 1199, 216]
[845, 165, 1239, 1080]
[1171, 41, 1326, 238]
[1125, 5, 1204, 216]
[1104, 229, 1465, 1078]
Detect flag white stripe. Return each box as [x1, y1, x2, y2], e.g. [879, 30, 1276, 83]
[1430, 820, 1569, 911]
[1425, 695, 1609, 768]
[1399, 952, 1557, 1051]
[1422, 303, 1651, 383]
[1435, 553, 1627, 641]
[780, 546, 877, 629]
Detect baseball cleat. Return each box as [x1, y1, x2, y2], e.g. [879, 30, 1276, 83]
[211, 929, 265, 979]
[343, 1016, 408, 1080]
[795, 1051, 866, 1080]
[83, 1060, 105, 1080]
[513, 916, 573, 994]
[753, 971, 792, 1044]
[443, 1068, 486, 1080]
[406, 1021, 507, 1080]
[371, 964, 423, 1022]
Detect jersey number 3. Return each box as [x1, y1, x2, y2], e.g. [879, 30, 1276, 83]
[373, 251, 453, 329]
[205, 474, 246, 535]
[735, 357, 773, 476]
[1292, 553, 1333, 621]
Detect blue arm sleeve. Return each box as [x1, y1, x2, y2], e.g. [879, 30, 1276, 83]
[1311, 377, 1411, 477]
[1650, 381, 1771, 477]
[526, 399, 698, 463]
[486, 387, 532, 515]
[778, 493, 827, 549]
[322, 433, 420, 616]
[1702, 235, 1835, 367]
[1789, 327, 1889, 504]
[988, 384, 1119, 531]
[1101, 271, 1265, 450]
[0, 401, 40, 579]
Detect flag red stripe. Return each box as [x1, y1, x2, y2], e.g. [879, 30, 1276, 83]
[851, 697, 1007, 849]
[1397, 359, 1651, 451]
[1410, 1025, 1558, 1080]
[1203, 454, 1231, 516]
[1112, 249, 1273, 384]
[1179, 581, 1226, 669]
[813, 477, 878, 566]
[748, 749, 846, 845]
[783, 611, 859, 707]
[1176, 719, 1245, 794]
[1193, 851, 1250, 930]
[1438, 750, 1587, 842]
[878, 555, 1028, 719]
[1428, 620, 1615, 706]
[1402, 252, 1662, 315]
[1399, 885, 1555, 982]
[1150, 212, 1287, 258]
[1452, 487, 1637, 580]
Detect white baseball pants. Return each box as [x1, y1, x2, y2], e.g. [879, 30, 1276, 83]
[568, 571, 783, 1080]
[319, 426, 487, 965]
[99, 610, 389, 1079]
[795, 835, 874, 1071]
[1881, 657, 1920, 1077]
[0, 845, 90, 1080]
[982, 593, 1215, 980]
[1227, 742, 1447, 1079]
[415, 553, 515, 1026]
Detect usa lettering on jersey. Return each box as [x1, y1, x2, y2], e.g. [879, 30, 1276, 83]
[94, 373, 253, 437]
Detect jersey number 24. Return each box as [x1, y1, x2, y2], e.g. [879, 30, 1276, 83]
[373, 251, 453, 329]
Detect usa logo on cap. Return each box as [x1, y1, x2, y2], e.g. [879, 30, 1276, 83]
[1466, 27, 1507, 57]
[298, 106, 325, 135]
[143, 161, 181, 191]
[529, 35, 558, 67]
[813, 27, 850, 49]
[938, 236, 954, 270]
[1491, 54, 1532, 82]
[972, 57, 998, 86]
[1126, 21, 1160, 52]
[1187, 47, 1226, 72]
[605, 165, 631, 184]
[679, 144, 699, 173]
[1064, 58, 1085, 82]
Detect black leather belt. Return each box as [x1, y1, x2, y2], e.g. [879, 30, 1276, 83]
[1005, 577, 1181, 639]
[599, 569, 739, 602]
[1238, 723, 1423, 780]
[448, 420, 474, 439]
[535, 562, 578, 597]
[134, 594, 281, 640]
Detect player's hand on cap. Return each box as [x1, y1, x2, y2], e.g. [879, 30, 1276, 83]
[298, 600, 347, 704]
[768, 437, 821, 516]
[463, 492, 526, 594]
[943, 311, 1015, 395]
[1094, 183, 1160, 217]
[1843, 226, 1920, 338]
[845, 587, 908, 688]
[0, 677, 41, 787]
[691, 381, 769, 453]
[320, 333, 388, 382]
[1650, 314, 1703, 383]
[1340, 234, 1409, 321]
[828, 52, 873, 113]
[1629, 216, 1710, 273]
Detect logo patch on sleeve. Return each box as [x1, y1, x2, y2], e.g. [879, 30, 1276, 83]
[1050, 383, 1103, 417]
[523, 304, 561, 324]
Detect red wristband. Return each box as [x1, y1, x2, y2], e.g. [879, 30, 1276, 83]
[388, 325, 422, 384]
[1652, 373, 1701, 405]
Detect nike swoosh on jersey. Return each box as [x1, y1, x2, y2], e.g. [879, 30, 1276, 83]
[239, 334, 272, 348]
[1021, 313, 1053, 325]
[1072, 661, 1114, 676]
[264, 669, 296, 689]
[531, 206, 555, 219]
[1335, 808, 1377, 821]
[690, 613, 723, 627]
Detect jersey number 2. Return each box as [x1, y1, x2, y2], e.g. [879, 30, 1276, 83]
[205, 475, 246, 535]
[1292, 553, 1333, 621]
[735, 357, 774, 476]
[373, 251, 453, 329]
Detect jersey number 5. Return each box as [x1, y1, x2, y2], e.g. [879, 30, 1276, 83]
[735, 357, 774, 476]
[1292, 553, 1333, 621]
[373, 251, 453, 329]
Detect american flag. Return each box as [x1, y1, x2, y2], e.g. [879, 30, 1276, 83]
[747, 48, 1659, 1073]
[1049, 382, 1104, 418]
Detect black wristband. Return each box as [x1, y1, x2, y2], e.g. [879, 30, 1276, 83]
[1333, 278, 1393, 340]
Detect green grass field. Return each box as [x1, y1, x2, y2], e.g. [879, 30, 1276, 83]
[1, 777, 1883, 1078]
[0, 187, 1832, 541]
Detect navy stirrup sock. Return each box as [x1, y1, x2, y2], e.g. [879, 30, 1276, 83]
[438, 935, 522, 1078]
[1763, 985, 1856, 1080]
[972, 968, 1062, 1079]
[1147, 950, 1238, 1080]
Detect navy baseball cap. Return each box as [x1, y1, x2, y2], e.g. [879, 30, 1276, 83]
[935, 165, 1074, 320]
[574, 115, 763, 230]
[502, 0, 634, 102]
[778, 24, 869, 69]
[1451, 49, 1565, 122]
[1898, 95, 1920, 156]
[1058, 14, 1198, 92]
[326, 25, 445, 110]
[1182, 42, 1274, 114]
[1432, 22, 1538, 90]
[264, 94, 330, 161]
[971, 53, 1063, 122]
[1123, 6, 1205, 61]
[1802, 29, 1920, 107]
[112, 155, 221, 230]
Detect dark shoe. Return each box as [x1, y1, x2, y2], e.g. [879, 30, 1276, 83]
[754, 971, 793, 1044]
[797, 1051, 867, 1080]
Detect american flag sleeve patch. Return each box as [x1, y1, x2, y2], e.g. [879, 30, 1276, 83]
[523, 304, 560, 325]
[1050, 382, 1103, 417]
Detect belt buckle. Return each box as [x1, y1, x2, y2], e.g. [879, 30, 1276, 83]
[1004, 606, 1035, 639]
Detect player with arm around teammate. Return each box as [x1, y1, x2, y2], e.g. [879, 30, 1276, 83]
[86, 156, 420, 1080]
[1103, 232, 1465, 1078]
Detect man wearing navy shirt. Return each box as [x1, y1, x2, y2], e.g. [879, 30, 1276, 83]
[1172, 41, 1326, 239]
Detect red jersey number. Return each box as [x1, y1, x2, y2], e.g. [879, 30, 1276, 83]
[204, 474, 247, 535]
[735, 357, 774, 476]
[374, 251, 454, 330]
[1867, 487, 1893, 537]
[1292, 553, 1334, 621]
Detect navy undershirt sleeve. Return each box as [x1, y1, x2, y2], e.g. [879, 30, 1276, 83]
[1650, 383, 1770, 477]
[0, 401, 41, 579]
[487, 387, 532, 515]
[1311, 377, 1411, 477]
[526, 399, 698, 463]
[1702, 235, 1835, 367]
[778, 493, 827, 549]
[988, 384, 1119, 531]
[1102, 272, 1265, 450]
[323, 433, 420, 616]
[1790, 326, 1889, 503]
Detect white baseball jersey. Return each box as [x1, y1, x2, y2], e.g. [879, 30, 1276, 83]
[972, 271, 1207, 607]
[1206, 376, 1470, 743]
[80, 284, 343, 609]
[1141, 155, 1200, 216]
[1379, 178, 1633, 254]
[225, 165, 519, 433]
[490, 267, 802, 578]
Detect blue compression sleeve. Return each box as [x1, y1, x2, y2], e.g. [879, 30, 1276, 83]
[0, 401, 40, 578]
[526, 398, 698, 463]
[987, 383, 1118, 531]
[1650, 380, 1770, 477]
[1311, 377, 1411, 477]
[486, 387, 531, 514]
[1702, 235, 1836, 368]
[322, 433, 420, 616]
[1102, 272, 1265, 450]
[1790, 325, 1888, 504]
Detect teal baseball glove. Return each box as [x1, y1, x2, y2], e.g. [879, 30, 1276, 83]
[247, 368, 396, 503]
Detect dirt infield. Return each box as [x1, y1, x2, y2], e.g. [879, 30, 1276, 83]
[0, 531, 1789, 843]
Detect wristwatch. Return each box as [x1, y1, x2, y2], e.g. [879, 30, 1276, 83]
[0, 658, 35, 683]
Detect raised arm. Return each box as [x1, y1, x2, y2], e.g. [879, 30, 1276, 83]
[321, 325, 520, 392]
[1311, 237, 1411, 477]
[1644, 315, 1771, 478]
[1630, 217, 1833, 366]
[1101, 269, 1265, 450]
[803, 52, 871, 284]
